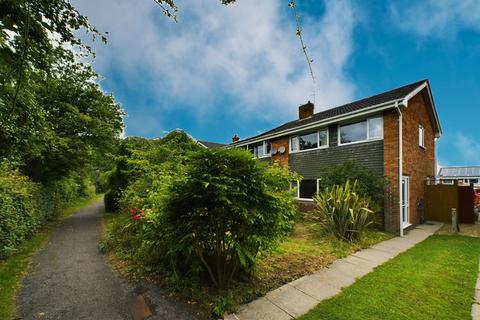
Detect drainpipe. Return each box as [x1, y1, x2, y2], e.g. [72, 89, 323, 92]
[395, 101, 404, 237]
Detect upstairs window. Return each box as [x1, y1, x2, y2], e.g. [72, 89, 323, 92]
[339, 116, 383, 145]
[253, 140, 271, 158]
[290, 129, 328, 153]
[419, 125, 425, 148]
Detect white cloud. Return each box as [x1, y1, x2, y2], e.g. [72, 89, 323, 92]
[72, 0, 357, 135]
[390, 0, 480, 37]
[454, 132, 480, 164]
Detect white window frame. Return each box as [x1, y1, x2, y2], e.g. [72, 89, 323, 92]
[293, 178, 321, 202]
[290, 128, 329, 154]
[419, 125, 425, 148]
[338, 116, 383, 146]
[251, 140, 272, 158]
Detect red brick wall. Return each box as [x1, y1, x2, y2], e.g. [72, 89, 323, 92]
[383, 90, 436, 234]
[271, 136, 289, 167]
[298, 200, 316, 212]
[402, 92, 436, 225]
[383, 109, 400, 234]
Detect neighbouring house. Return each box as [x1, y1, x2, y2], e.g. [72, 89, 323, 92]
[230, 79, 442, 235]
[166, 128, 226, 149]
[438, 166, 480, 187]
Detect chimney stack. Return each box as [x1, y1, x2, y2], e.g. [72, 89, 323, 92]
[232, 133, 240, 143]
[299, 101, 314, 120]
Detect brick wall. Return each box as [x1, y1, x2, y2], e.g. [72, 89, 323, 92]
[271, 136, 289, 167]
[402, 92, 436, 225]
[383, 109, 400, 234]
[383, 90, 436, 234]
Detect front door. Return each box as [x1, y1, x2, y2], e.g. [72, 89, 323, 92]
[401, 176, 410, 227]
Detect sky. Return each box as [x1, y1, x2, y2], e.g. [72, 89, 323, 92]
[72, 0, 480, 168]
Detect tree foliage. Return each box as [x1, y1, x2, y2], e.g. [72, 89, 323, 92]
[154, 0, 237, 21]
[0, 0, 123, 183]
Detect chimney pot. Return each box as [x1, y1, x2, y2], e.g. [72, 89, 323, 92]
[299, 101, 314, 120]
[232, 133, 240, 143]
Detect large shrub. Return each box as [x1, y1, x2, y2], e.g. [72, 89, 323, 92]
[320, 161, 386, 212]
[313, 180, 373, 242]
[163, 148, 298, 289]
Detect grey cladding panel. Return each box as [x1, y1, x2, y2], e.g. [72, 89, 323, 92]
[289, 127, 384, 179]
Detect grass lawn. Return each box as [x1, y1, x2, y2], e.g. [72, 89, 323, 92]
[299, 235, 480, 320]
[0, 195, 102, 320]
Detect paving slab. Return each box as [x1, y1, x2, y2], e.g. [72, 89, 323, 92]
[373, 238, 418, 251]
[473, 303, 480, 320]
[312, 266, 356, 288]
[235, 297, 292, 320]
[290, 276, 341, 301]
[266, 284, 319, 317]
[477, 277, 480, 290]
[341, 255, 378, 271]
[475, 289, 480, 304]
[352, 247, 397, 263]
[327, 259, 372, 279]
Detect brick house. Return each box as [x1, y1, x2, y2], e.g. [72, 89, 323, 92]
[230, 79, 442, 235]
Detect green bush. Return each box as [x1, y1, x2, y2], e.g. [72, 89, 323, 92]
[320, 161, 386, 213]
[313, 180, 373, 242]
[163, 148, 298, 289]
[0, 166, 96, 258]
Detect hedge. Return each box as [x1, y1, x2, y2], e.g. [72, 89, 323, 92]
[0, 167, 95, 259]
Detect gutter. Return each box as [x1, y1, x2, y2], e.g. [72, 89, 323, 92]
[395, 101, 404, 237]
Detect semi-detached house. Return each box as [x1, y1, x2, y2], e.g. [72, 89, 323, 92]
[230, 79, 442, 235]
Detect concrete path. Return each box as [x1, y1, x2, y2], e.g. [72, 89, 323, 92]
[473, 259, 480, 320]
[17, 200, 206, 320]
[226, 222, 443, 320]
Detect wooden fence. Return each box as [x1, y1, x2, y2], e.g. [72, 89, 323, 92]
[424, 182, 475, 223]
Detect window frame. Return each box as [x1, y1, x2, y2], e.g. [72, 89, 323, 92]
[292, 178, 322, 202]
[289, 128, 329, 154]
[251, 140, 272, 158]
[418, 125, 425, 149]
[338, 116, 384, 146]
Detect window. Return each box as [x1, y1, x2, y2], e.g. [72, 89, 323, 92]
[291, 179, 321, 200]
[419, 125, 425, 148]
[368, 117, 383, 139]
[339, 116, 383, 145]
[290, 129, 328, 153]
[252, 140, 271, 158]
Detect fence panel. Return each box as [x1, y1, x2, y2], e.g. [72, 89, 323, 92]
[458, 186, 475, 223]
[425, 184, 458, 222]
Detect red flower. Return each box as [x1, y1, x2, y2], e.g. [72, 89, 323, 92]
[131, 214, 141, 221]
[130, 208, 137, 214]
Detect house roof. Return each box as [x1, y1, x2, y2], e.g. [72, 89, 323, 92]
[167, 129, 226, 149]
[231, 79, 441, 146]
[197, 140, 227, 149]
[438, 166, 480, 178]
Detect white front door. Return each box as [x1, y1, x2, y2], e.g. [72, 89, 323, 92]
[401, 176, 410, 227]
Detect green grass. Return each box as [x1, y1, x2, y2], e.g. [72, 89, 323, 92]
[299, 235, 480, 320]
[0, 194, 102, 320]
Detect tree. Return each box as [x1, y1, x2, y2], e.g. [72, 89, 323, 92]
[0, 0, 123, 183]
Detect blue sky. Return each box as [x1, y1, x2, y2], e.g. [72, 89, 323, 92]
[73, 0, 480, 167]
